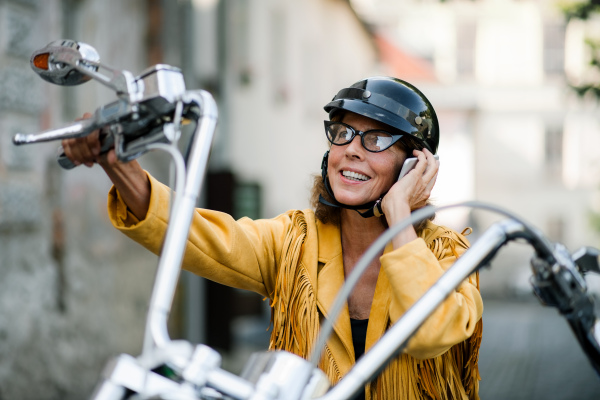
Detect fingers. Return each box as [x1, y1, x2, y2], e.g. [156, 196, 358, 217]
[62, 130, 99, 167]
[423, 150, 439, 192]
[402, 149, 438, 209]
[96, 148, 118, 168]
[409, 149, 438, 179]
[62, 113, 101, 168]
[76, 112, 93, 121]
[421, 148, 439, 181]
[417, 149, 437, 195]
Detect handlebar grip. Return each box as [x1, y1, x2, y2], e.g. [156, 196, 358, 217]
[57, 149, 77, 170]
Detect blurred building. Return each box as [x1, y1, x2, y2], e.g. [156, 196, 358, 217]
[351, 0, 600, 297]
[0, 0, 377, 397]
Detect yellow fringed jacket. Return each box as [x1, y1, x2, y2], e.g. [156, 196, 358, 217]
[108, 173, 484, 400]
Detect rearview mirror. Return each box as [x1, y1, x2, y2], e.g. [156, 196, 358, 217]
[30, 39, 99, 86]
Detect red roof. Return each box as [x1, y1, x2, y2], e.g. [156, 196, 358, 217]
[375, 34, 437, 82]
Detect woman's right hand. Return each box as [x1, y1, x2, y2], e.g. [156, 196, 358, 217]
[62, 113, 151, 220]
[61, 113, 103, 168]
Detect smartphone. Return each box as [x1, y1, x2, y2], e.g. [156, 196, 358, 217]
[398, 154, 439, 181]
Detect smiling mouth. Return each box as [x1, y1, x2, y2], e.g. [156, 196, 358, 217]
[342, 170, 370, 182]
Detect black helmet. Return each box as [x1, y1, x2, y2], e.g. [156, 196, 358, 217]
[323, 76, 439, 154]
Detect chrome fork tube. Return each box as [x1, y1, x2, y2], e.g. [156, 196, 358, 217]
[143, 90, 218, 351]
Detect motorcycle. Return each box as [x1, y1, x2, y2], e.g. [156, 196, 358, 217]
[13, 40, 600, 400]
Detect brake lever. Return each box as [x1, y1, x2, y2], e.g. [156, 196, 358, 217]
[14, 98, 131, 145]
[13, 118, 98, 145]
[573, 246, 600, 274]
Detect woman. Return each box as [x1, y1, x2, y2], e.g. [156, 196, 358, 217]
[63, 76, 483, 400]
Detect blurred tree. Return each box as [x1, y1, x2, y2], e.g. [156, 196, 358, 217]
[561, 0, 600, 100]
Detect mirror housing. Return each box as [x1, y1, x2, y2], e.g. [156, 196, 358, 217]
[30, 39, 99, 86]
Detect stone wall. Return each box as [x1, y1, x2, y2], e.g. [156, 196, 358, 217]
[0, 1, 158, 398]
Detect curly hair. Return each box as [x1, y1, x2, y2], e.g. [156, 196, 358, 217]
[310, 174, 342, 225]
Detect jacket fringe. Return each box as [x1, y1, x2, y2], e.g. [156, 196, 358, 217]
[269, 213, 482, 400]
[269, 211, 319, 359]
[319, 344, 343, 385]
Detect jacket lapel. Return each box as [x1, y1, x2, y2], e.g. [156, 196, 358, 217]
[315, 220, 355, 367]
[366, 242, 393, 352]
[313, 220, 395, 373]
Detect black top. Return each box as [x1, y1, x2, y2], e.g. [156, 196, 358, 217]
[350, 318, 369, 400]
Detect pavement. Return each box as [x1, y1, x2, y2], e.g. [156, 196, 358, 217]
[478, 299, 600, 400]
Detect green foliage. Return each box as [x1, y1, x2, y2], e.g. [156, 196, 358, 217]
[560, 1, 600, 101]
[569, 83, 600, 99]
[563, 3, 600, 237]
[589, 209, 600, 233]
[560, 0, 600, 21]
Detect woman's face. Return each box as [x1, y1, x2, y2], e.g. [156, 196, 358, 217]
[327, 112, 408, 207]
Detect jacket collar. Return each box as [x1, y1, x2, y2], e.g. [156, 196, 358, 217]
[314, 219, 393, 362]
[315, 220, 353, 357]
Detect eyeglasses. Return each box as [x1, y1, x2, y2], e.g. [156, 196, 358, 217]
[324, 121, 405, 153]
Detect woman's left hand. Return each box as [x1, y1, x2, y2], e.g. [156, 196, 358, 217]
[381, 148, 439, 225]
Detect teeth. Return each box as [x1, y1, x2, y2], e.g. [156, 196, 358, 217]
[342, 171, 369, 181]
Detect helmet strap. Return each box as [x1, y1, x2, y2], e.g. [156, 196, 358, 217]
[319, 150, 385, 218]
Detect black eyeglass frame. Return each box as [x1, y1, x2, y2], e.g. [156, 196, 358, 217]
[323, 120, 407, 153]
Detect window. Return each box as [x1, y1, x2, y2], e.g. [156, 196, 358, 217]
[545, 124, 563, 178]
[270, 7, 288, 103]
[457, 21, 476, 77]
[229, 0, 252, 86]
[543, 23, 566, 75]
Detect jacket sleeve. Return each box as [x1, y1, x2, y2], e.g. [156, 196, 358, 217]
[107, 172, 291, 298]
[380, 233, 483, 360]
